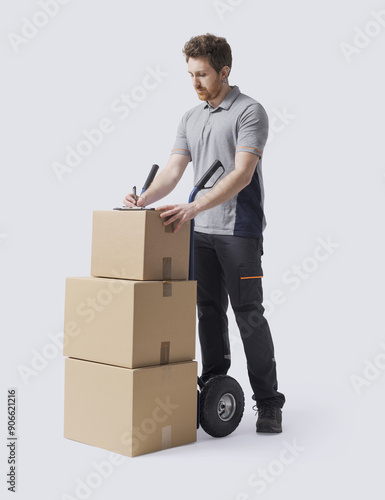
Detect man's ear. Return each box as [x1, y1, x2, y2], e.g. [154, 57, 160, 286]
[222, 66, 230, 79]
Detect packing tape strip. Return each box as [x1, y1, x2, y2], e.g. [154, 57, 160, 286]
[161, 425, 172, 450]
[162, 257, 172, 280]
[164, 216, 174, 233]
[160, 342, 170, 364]
[162, 282, 172, 297]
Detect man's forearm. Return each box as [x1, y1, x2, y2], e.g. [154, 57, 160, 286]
[140, 168, 179, 205]
[194, 156, 258, 213]
[140, 154, 190, 206]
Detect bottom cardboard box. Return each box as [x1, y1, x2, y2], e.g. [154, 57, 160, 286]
[64, 358, 197, 457]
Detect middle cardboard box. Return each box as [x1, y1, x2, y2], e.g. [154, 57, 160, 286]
[64, 277, 197, 369]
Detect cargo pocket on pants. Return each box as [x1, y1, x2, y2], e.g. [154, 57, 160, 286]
[239, 262, 263, 306]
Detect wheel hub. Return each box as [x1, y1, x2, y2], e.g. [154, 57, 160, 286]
[217, 393, 236, 421]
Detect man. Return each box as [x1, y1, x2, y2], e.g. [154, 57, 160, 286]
[123, 34, 285, 433]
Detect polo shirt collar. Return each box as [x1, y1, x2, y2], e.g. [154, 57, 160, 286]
[204, 85, 240, 111]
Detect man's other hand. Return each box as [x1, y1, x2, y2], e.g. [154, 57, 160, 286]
[156, 203, 199, 233]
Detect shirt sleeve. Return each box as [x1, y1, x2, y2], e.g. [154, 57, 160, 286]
[236, 103, 269, 158]
[170, 112, 192, 159]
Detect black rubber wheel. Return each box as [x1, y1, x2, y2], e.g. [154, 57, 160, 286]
[199, 375, 245, 437]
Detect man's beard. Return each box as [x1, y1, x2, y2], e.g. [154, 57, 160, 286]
[195, 77, 222, 102]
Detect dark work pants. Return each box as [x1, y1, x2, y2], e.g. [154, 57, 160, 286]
[194, 231, 285, 407]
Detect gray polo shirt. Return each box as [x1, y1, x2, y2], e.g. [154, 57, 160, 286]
[171, 85, 269, 238]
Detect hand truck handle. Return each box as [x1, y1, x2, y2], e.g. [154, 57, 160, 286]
[141, 164, 159, 194]
[189, 160, 224, 203]
[195, 159, 224, 191]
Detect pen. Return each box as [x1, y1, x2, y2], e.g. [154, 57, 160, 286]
[133, 186, 137, 206]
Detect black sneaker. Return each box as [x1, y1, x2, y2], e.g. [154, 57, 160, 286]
[254, 399, 282, 433]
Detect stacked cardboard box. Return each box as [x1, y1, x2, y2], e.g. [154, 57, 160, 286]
[63, 210, 198, 457]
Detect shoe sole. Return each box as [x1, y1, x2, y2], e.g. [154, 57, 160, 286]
[256, 424, 282, 433]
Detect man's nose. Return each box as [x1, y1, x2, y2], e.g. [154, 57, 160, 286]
[192, 76, 200, 87]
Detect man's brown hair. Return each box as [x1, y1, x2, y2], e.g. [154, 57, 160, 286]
[182, 33, 232, 74]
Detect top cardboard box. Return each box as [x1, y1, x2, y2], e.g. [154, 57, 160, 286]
[91, 210, 190, 281]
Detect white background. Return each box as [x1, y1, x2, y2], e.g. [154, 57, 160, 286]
[1, 0, 385, 498]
